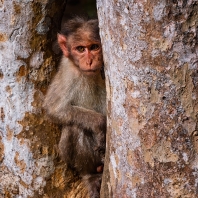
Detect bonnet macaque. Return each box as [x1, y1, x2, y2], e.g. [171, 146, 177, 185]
[43, 17, 106, 198]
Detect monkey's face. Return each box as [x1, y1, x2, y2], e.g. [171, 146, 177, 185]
[69, 39, 103, 76]
[58, 33, 103, 76]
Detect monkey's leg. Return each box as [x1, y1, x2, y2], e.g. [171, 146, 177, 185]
[83, 174, 102, 198]
[58, 126, 75, 165]
[59, 126, 104, 198]
[58, 126, 101, 172]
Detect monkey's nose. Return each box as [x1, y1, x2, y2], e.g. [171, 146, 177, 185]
[86, 59, 93, 66]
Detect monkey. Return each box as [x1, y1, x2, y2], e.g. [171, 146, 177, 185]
[43, 17, 106, 198]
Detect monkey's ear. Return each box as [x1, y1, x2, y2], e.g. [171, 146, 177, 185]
[57, 34, 69, 57]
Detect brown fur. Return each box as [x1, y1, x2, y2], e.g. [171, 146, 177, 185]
[44, 57, 106, 123]
[43, 17, 106, 198]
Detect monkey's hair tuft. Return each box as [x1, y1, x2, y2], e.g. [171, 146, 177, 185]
[61, 16, 100, 41]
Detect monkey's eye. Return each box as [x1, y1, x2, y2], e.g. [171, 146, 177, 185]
[76, 46, 85, 53]
[90, 44, 100, 51]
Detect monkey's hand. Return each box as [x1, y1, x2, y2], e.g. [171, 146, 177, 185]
[97, 165, 103, 173]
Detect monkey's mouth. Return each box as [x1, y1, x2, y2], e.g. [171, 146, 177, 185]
[81, 69, 99, 72]
[81, 69, 100, 75]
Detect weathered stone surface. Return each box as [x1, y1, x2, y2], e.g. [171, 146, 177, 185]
[97, 0, 198, 197]
[0, 1, 88, 197]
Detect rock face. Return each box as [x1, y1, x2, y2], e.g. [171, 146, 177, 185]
[0, 1, 88, 197]
[97, 0, 198, 197]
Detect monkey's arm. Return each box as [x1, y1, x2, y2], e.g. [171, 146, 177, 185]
[45, 102, 106, 132]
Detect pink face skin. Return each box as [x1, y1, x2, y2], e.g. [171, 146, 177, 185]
[58, 34, 103, 76]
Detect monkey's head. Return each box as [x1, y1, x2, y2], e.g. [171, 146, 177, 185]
[58, 17, 103, 76]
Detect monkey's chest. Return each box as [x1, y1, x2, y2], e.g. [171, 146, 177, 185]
[71, 86, 105, 114]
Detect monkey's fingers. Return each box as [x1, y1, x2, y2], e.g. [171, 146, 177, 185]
[96, 165, 103, 173]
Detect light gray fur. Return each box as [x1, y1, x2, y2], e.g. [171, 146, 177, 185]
[43, 57, 106, 126]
